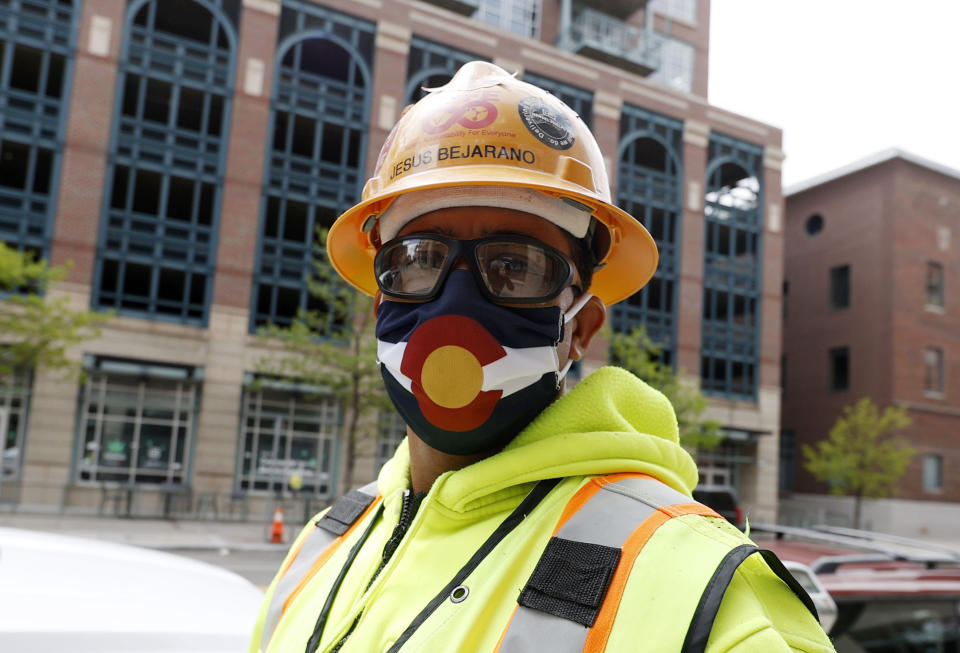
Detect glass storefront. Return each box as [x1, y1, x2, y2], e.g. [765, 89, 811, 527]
[76, 358, 199, 485]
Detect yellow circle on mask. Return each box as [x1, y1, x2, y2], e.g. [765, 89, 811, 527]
[421, 346, 484, 409]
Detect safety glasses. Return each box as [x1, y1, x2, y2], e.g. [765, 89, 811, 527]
[374, 234, 576, 304]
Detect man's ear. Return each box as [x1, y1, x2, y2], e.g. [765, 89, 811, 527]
[569, 295, 605, 360]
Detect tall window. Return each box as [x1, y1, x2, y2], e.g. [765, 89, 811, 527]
[923, 454, 943, 492]
[251, 4, 374, 330]
[926, 261, 944, 309]
[523, 71, 593, 129]
[830, 264, 850, 310]
[779, 429, 795, 492]
[924, 347, 944, 396]
[0, 369, 31, 499]
[649, 36, 695, 94]
[701, 134, 763, 398]
[94, 0, 238, 324]
[405, 38, 486, 104]
[829, 346, 849, 392]
[475, 0, 541, 38]
[76, 358, 200, 485]
[614, 105, 683, 365]
[237, 379, 339, 498]
[0, 0, 77, 257]
[376, 410, 406, 473]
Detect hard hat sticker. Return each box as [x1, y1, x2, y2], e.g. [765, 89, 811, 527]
[423, 92, 499, 134]
[517, 96, 575, 150]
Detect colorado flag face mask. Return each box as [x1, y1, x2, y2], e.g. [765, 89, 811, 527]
[375, 270, 589, 455]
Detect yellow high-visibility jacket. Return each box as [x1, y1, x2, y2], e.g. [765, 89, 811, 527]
[250, 367, 836, 652]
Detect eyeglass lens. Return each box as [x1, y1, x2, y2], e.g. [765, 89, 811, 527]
[376, 237, 568, 300]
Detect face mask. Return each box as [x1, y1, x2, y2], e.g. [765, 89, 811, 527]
[375, 269, 591, 455]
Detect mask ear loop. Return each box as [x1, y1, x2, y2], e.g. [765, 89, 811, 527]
[563, 291, 594, 324]
[557, 291, 594, 385]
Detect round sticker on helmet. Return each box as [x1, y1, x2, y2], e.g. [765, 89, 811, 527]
[517, 96, 575, 150]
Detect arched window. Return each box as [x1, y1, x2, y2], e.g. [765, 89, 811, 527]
[0, 0, 77, 258]
[250, 5, 375, 330]
[405, 37, 486, 104]
[700, 133, 763, 398]
[94, 0, 238, 324]
[613, 105, 683, 367]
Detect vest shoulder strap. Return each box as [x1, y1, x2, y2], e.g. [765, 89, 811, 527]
[497, 474, 818, 653]
[259, 481, 379, 652]
[497, 473, 718, 653]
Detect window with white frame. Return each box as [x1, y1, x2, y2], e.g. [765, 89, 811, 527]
[237, 379, 340, 498]
[77, 358, 199, 485]
[926, 261, 944, 309]
[0, 369, 31, 495]
[474, 0, 541, 38]
[924, 347, 944, 396]
[923, 454, 943, 492]
[649, 0, 697, 24]
[376, 410, 406, 473]
[649, 36, 695, 93]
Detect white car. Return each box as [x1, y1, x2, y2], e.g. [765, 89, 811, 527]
[0, 527, 264, 652]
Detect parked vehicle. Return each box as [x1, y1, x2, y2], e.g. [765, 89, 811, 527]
[0, 527, 264, 652]
[693, 485, 743, 527]
[756, 524, 960, 652]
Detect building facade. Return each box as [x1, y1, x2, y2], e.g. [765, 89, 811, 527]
[781, 150, 960, 536]
[0, 0, 786, 521]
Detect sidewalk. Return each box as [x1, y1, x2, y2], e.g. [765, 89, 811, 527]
[0, 511, 293, 552]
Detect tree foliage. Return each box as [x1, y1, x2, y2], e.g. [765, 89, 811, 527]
[0, 243, 108, 378]
[609, 325, 723, 450]
[257, 229, 392, 495]
[803, 397, 914, 528]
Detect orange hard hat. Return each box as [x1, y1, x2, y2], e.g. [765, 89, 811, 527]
[326, 61, 658, 306]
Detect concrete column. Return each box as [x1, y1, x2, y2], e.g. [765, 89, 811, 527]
[49, 0, 126, 283]
[211, 0, 280, 311]
[581, 91, 622, 374]
[674, 119, 709, 374]
[365, 21, 412, 178]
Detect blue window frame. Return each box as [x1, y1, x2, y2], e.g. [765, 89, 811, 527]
[405, 37, 486, 104]
[700, 132, 763, 399]
[93, 0, 238, 325]
[0, 0, 78, 258]
[522, 70, 593, 129]
[250, 2, 374, 330]
[612, 105, 683, 366]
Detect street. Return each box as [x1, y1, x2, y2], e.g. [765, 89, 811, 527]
[174, 547, 288, 589]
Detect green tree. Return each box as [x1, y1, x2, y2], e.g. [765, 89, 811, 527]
[803, 397, 914, 529]
[0, 243, 108, 378]
[258, 229, 392, 495]
[609, 325, 723, 450]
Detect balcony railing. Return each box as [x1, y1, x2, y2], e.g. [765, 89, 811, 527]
[565, 7, 662, 76]
[421, 0, 479, 16]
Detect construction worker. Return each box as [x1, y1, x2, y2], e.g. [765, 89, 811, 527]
[250, 62, 836, 653]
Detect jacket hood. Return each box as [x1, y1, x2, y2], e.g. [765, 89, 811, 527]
[378, 366, 699, 513]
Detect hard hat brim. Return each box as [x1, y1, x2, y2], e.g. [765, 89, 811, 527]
[328, 166, 658, 306]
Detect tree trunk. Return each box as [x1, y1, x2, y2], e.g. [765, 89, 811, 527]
[853, 491, 863, 530]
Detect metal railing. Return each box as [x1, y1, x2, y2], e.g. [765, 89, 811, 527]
[566, 7, 662, 75]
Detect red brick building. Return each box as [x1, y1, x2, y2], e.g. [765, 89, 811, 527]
[781, 149, 960, 535]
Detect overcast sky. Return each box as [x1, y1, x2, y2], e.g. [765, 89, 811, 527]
[708, 0, 960, 188]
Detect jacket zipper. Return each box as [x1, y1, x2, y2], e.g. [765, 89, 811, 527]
[326, 489, 423, 652]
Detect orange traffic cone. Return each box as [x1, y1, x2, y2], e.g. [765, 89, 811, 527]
[270, 505, 285, 544]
